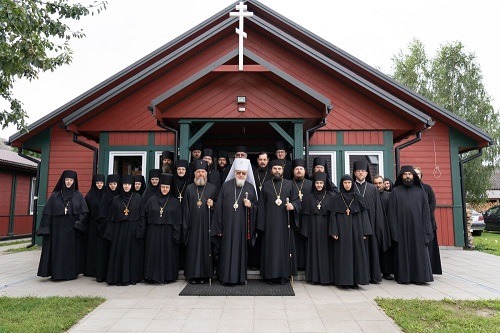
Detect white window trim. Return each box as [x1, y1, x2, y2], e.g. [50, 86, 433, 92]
[29, 177, 36, 215]
[344, 150, 384, 177]
[309, 151, 337, 185]
[154, 151, 163, 170]
[108, 151, 147, 175]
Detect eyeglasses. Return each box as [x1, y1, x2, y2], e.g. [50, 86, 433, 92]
[236, 171, 247, 175]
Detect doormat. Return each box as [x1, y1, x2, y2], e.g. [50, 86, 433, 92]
[179, 279, 295, 296]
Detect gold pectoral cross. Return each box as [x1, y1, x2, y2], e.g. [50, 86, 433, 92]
[317, 203, 321, 210]
[124, 208, 129, 216]
[160, 207, 164, 217]
[346, 208, 350, 216]
[298, 191, 303, 201]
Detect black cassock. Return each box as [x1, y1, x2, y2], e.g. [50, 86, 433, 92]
[290, 178, 313, 270]
[183, 182, 218, 279]
[354, 182, 391, 283]
[378, 190, 395, 276]
[105, 192, 144, 285]
[141, 193, 182, 283]
[387, 185, 434, 284]
[257, 178, 298, 280]
[83, 186, 104, 277]
[330, 192, 373, 286]
[37, 190, 88, 280]
[422, 182, 442, 274]
[211, 180, 257, 284]
[300, 190, 335, 284]
[96, 188, 119, 282]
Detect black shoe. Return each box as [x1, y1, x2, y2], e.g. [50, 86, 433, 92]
[382, 274, 394, 280]
[199, 279, 205, 284]
[350, 284, 359, 289]
[279, 278, 286, 285]
[190, 279, 198, 284]
[220, 281, 226, 285]
[369, 279, 380, 284]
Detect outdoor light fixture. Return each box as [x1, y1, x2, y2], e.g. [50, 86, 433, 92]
[237, 96, 246, 104]
[238, 107, 246, 112]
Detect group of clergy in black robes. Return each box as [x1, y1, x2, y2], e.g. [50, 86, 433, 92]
[37, 144, 441, 288]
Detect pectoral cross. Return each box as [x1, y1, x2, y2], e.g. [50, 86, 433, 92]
[160, 207, 164, 217]
[178, 194, 183, 202]
[64, 207, 68, 215]
[346, 208, 350, 216]
[124, 208, 129, 216]
[298, 191, 303, 201]
[317, 203, 321, 210]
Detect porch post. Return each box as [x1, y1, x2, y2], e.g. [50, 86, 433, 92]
[179, 121, 191, 160]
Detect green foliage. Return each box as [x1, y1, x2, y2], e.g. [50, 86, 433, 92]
[0, 0, 107, 132]
[474, 231, 500, 255]
[376, 298, 500, 333]
[392, 39, 500, 203]
[0, 296, 105, 332]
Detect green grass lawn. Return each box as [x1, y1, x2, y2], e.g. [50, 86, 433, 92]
[376, 298, 500, 333]
[474, 231, 500, 255]
[5, 245, 39, 253]
[0, 296, 105, 333]
[0, 239, 30, 247]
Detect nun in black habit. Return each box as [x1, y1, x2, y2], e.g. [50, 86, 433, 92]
[105, 175, 144, 285]
[312, 156, 339, 193]
[300, 172, 335, 285]
[133, 175, 146, 195]
[142, 169, 161, 205]
[96, 174, 120, 282]
[330, 174, 373, 288]
[141, 173, 182, 284]
[387, 166, 434, 285]
[83, 174, 106, 277]
[37, 170, 89, 281]
[173, 159, 191, 204]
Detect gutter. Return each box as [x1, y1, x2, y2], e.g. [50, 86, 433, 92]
[305, 105, 332, 170]
[394, 131, 422, 175]
[459, 148, 483, 248]
[149, 106, 179, 159]
[17, 149, 41, 248]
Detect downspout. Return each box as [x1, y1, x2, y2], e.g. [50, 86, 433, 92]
[157, 120, 178, 159]
[17, 149, 41, 248]
[72, 134, 98, 175]
[305, 105, 332, 168]
[394, 131, 422, 174]
[8, 171, 17, 237]
[459, 148, 483, 248]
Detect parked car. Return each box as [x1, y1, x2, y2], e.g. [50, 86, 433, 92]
[484, 206, 500, 232]
[470, 209, 485, 236]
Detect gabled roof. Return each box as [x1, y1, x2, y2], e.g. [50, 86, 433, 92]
[0, 149, 38, 171]
[9, 0, 493, 148]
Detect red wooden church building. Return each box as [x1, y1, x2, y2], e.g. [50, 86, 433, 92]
[8, 1, 493, 247]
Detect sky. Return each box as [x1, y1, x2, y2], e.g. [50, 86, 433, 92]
[3, 0, 500, 140]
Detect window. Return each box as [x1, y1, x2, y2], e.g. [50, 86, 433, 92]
[344, 151, 384, 177]
[154, 151, 163, 170]
[108, 151, 146, 176]
[29, 177, 36, 215]
[308, 151, 337, 185]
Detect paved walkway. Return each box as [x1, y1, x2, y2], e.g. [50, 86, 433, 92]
[1, 246, 500, 332]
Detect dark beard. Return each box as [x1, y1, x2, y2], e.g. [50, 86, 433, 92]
[294, 175, 304, 181]
[403, 178, 414, 187]
[273, 173, 282, 180]
[258, 166, 268, 172]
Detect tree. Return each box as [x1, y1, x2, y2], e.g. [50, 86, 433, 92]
[0, 0, 107, 131]
[392, 39, 500, 203]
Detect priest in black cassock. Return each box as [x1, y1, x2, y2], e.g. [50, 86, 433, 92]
[83, 174, 106, 277]
[96, 174, 120, 282]
[257, 159, 298, 284]
[249, 151, 271, 269]
[373, 175, 394, 280]
[352, 160, 391, 283]
[202, 148, 222, 191]
[37, 170, 88, 281]
[217, 150, 231, 185]
[414, 166, 442, 275]
[105, 175, 144, 285]
[212, 158, 258, 285]
[300, 172, 335, 285]
[183, 160, 219, 284]
[141, 173, 182, 284]
[330, 174, 373, 288]
[142, 169, 161, 204]
[387, 166, 434, 285]
[290, 158, 313, 270]
[161, 150, 175, 174]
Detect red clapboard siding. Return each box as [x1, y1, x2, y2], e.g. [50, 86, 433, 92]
[245, 29, 415, 132]
[435, 207, 454, 246]
[78, 36, 238, 132]
[155, 132, 175, 146]
[162, 73, 320, 120]
[109, 132, 148, 146]
[310, 131, 337, 145]
[0, 172, 13, 215]
[399, 121, 452, 205]
[0, 217, 8, 237]
[47, 126, 96, 198]
[344, 131, 384, 145]
[13, 215, 32, 235]
[14, 174, 32, 215]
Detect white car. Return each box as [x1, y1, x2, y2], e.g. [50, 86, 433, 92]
[470, 209, 485, 236]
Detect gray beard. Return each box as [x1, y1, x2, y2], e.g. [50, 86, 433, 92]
[235, 179, 245, 188]
[195, 177, 206, 186]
